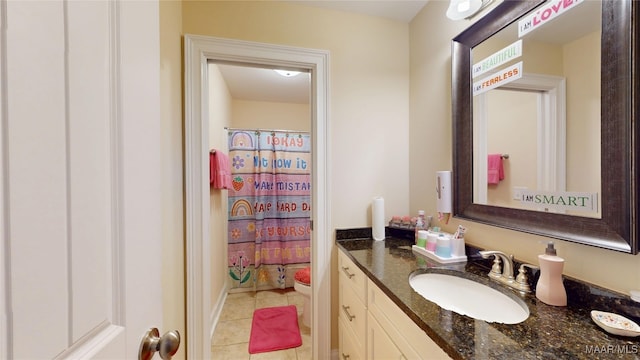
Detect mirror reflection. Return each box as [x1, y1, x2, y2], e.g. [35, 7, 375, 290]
[470, 0, 601, 218]
[452, 0, 637, 253]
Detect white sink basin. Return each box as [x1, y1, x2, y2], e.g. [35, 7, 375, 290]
[409, 272, 529, 324]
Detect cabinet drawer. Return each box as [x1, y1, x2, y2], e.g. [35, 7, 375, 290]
[339, 277, 367, 343]
[339, 316, 364, 360]
[338, 250, 367, 302]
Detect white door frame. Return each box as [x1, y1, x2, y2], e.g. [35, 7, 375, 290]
[184, 35, 331, 359]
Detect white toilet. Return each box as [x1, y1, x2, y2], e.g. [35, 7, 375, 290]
[294, 266, 311, 327]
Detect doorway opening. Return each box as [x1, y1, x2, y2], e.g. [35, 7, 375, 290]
[184, 35, 330, 359]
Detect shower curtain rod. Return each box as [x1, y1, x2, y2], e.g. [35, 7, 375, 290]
[224, 127, 310, 134]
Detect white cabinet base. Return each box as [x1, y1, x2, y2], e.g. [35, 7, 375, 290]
[338, 249, 452, 360]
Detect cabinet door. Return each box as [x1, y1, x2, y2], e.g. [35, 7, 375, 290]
[367, 312, 404, 360]
[368, 279, 452, 360]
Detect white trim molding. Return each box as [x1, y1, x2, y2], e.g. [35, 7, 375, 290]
[183, 35, 331, 359]
[1, 0, 9, 356]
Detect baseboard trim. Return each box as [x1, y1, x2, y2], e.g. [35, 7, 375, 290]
[209, 289, 228, 341]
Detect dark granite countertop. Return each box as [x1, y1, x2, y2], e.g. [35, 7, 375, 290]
[336, 227, 640, 359]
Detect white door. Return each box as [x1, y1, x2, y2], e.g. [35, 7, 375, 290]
[1, 1, 166, 359]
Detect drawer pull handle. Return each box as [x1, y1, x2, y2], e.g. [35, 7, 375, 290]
[341, 266, 355, 279]
[341, 353, 350, 360]
[342, 305, 356, 321]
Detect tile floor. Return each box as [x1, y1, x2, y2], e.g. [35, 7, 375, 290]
[212, 288, 312, 360]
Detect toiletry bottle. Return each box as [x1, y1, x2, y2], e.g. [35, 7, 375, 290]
[435, 234, 451, 258]
[414, 210, 426, 244]
[417, 230, 428, 248]
[426, 231, 438, 252]
[536, 242, 567, 306]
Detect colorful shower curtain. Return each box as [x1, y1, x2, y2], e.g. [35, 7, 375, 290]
[227, 129, 311, 290]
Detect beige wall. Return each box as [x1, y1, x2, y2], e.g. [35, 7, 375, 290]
[231, 99, 311, 131]
[410, 1, 640, 296]
[208, 63, 233, 323]
[565, 31, 601, 208]
[182, 1, 411, 227]
[159, 1, 185, 359]
[409, 0, 464, 218]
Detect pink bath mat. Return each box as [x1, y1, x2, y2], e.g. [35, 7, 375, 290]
[248, 305, 302, 354]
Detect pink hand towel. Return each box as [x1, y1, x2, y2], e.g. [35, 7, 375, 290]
[487, 154, 504, 185]
[210, 150, 232, 189]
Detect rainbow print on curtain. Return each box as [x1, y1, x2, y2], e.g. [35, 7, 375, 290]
[227, 129, 311, 290]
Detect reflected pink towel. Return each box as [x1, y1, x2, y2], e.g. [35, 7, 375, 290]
[487, 154, 504, 185]
[210, 150, 232, 189]
[248, 305, 302, 354]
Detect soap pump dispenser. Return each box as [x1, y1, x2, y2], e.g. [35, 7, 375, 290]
[536, 242, 567, 306]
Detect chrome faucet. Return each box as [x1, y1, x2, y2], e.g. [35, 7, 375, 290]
[479, 250, 537, 293]
[480, 250, 514, 281]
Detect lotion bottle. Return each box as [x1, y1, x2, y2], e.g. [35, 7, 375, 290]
[535, 242, 567, 306]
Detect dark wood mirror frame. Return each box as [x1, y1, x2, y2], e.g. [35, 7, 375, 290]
[452, 0, 639, 253]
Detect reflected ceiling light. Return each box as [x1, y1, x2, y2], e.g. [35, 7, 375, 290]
[446, 0, 493, 20]
[274, 69, 301, 77]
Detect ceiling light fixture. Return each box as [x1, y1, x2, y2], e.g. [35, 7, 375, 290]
[446, 0, 494, 21]
[274, 69, 301, 77]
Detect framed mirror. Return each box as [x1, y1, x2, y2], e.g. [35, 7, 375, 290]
[452, 0, 639, 253]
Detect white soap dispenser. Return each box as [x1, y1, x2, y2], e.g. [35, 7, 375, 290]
[536, 242, 567, 306]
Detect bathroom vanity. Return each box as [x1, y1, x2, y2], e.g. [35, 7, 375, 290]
[337, 228, 640, 359]
[338, 245, 451, 360]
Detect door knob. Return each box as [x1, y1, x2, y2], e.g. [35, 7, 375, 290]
[139, 328, 181, 360]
